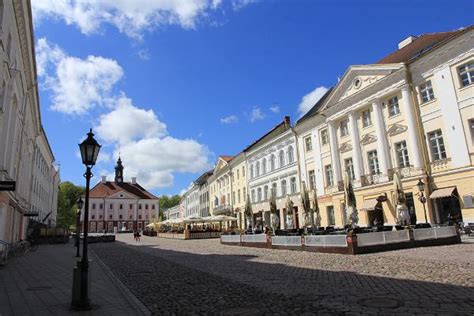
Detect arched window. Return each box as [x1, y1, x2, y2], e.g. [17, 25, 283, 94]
[279, 150, 285, 168]
[281, 180, 287, 196]
[251, 189, 256, 202]
[288, 146, 294, 164]
[257, 188, 262, 202]
[263, 186, 268, 200]
[256, 161, 260, 177]
[262, 158, 267, 174]
[250, 165, 254, 179]
[214, 196, 218, 206]
[270, 155, 276, 171]
[272, 183, 277, 197]
[290, 177, 297, 194]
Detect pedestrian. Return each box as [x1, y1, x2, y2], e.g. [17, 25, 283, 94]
[133, 230, 138, 241]
[137, 230, 141, 242]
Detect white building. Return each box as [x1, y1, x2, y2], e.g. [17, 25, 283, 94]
[196, 170, 213, 217]
[0, 0, 59, 243]
[164, 203, 184, 220]
[184, 182, 200, 218]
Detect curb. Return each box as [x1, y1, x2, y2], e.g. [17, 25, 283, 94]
[90, 247, 151, 316]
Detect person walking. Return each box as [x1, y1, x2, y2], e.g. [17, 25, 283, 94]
[137, 230, 141, 242]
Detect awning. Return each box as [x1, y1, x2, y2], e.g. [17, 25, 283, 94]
[360, 199, 382, 211]
[430, 187, 456, 199]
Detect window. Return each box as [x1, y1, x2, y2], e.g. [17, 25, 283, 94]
[119, 204, 123, 210]
[152, 205, 155, 210]
[279, 150, 285, 167]
[109, 204, 113, 209]
[321, 129, 329, 145]
[326, 206, 335, 226]
[290, 177, 297, 194]
[139, 204, 142, 210]
[340, 119, 349, 137]
[281, 180, 287, 196]
[367, 150, 380, 175]
[99, 215, 103, 219]
[99, 203, 103, 209]
[305, 136, 313, 152]
[92, 203, 96, 210]
[270, 154, 276, 171]
[325, 165, 334, 187]
[255, 161, 260, 177]
[243, 188, 246, 201]
[469, 119, 474, 145]
[119, 215, 122, 219]
[109, 214, 113, 219]
[458, 62, 474, 87]
[388, 96, 400, 117]
[238, 189, 241, 203]
[257, 188, 262, 202]
[138, 215, 142, 219]
[129, 204, 133, 210]
[262, 158, 267, 174]
[237, 169, 240, 179]
[272, 183, 277, 197]
[250, 165, 254, 179]
[232, 191, 235, 204]
[242, 166, 245, 177]
[91, 215, 95, 220]
[6, 33, 11, 60]
[308, 170, 316, 190]
[288, 146, 294, 163]
[344, 158, 355, 180]
[145, 204, 148, 210]
[129, 215, 133, 219]
[362, 109, 372, 127]
[419, 81, 435, 103]
[395, 141, 410, 167]
[263, 186, 268, 200]
[428, 129, 447, 161]
[251, 189, 256, 203]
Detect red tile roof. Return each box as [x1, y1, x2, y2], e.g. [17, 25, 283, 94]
[377, 29, 464, 64]
[89, 181, 158, 199]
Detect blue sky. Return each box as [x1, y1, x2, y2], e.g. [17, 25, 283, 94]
[32, 0, 474, 196]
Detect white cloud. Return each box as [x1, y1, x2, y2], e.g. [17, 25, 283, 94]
[269, 106, 280, 113]
[250, 107, 264, 122]
[220, 115, 238, 124]
[36, 38, 123, 115]
[298, 86, 329, 117]
[32, 0, 256, 40]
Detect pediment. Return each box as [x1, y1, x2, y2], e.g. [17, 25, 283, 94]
[108, 190, 138, 199]
[360, 133, 377, 145]
[387, 123, 408, 136]
[323, 64, 403, 109]
[214, 158, 229, 173]
[339, 141, 352, 153]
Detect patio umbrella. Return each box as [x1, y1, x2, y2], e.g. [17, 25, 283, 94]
[393, 171, 410, 225]
[311, 189, 321, 228]
[300, 182, 312, 227]
[285, 195, 294, 229]
[344, 169, 358, 228]
[269, 190, 279, 233]
[182, 216, 204, 223]
[244, 194, 254, 229]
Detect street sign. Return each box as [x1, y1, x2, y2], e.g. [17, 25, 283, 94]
[0, 181, 16, 191]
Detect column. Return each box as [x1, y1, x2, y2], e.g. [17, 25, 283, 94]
[348, 112, 363, 182]
[327, 120, 342, 185]
[312, 128, 325, 196]
[372, 100, 391, 176]
[401, 86, 422, 169]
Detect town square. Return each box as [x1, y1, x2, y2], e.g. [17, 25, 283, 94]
[0, 0, 474, 315]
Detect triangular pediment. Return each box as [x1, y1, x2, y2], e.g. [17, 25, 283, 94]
[108, 190, 138, 199]
[387, 123, 408, 136]
[360, 133, 377, 145]
[323, 64, 403, 109]
[213, 157, 231, 173]
[339, 141, 352, 153]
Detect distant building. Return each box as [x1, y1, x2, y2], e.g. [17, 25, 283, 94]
[164, 203, 184, 220]
[80, 157, 159, 232]
[0, 0, 59, 243]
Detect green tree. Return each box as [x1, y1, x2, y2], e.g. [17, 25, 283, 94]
[56, 181, 85, 228]
[159, 195, 181, 220]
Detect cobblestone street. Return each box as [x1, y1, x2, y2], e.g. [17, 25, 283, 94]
[90, 234, 474, 315]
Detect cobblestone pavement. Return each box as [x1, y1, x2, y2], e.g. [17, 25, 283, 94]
[0, 242, 147, 315]
[91, 234, 474, 315]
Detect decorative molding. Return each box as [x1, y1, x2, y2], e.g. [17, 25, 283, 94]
[339, 141, 352, 153]
[387, 123, 408, 136]
[360, 133, 377, 145]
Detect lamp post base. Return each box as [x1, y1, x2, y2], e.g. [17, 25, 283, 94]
[71, 260, 92, 310]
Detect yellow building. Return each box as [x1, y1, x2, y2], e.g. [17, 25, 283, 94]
[208, 155, 234, 216]
[229, 153, 248, 228]
[296, 27, 474, 227]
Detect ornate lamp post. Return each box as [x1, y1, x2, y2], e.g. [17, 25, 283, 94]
[417, 179, 428, 224]
[72, 129, 101, 310]
[75, 197, 84, 258]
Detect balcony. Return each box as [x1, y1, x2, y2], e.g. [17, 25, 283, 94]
[430, 158, 451, 173]
[361, 173, 391, 186]
[213, 204, 232, 215]
[388, 166, 423, 179]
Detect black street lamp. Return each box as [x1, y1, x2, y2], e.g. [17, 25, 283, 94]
[72, 129, 101, 310]
[75, 197, 84, 258]
[417, 179, 428, 224]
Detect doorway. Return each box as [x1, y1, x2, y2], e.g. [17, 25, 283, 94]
[436, 195, 462, 224]
[367, 207, 384, 226]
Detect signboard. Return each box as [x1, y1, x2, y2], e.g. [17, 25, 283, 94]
[0, 181, 16, 191]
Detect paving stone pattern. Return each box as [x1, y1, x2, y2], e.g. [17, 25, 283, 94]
[91, 234, 474, 315]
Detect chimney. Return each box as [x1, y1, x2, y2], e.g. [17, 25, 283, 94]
[398, 36, 416, 50]
[284, 116, 291, 127]
[131, 177, 137, 184]
[101, 175, 107, 183]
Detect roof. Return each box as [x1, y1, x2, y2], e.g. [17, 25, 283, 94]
[244, 116, 291, 153]
[89, 181, 158, 200]
[377, 29, 465, 64]
[195, 170, 213, 185]
[219, 156, 234, 163]
[296, 87, 333, 124]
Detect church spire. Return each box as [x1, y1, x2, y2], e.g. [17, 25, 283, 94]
[115, 156, 124, 185]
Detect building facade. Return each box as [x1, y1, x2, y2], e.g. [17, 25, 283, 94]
[296, 27, 474, 227]
[164, 203, 184, 220]
[80, 158, 159, 232]
[183, 182, 200, 218]
[229, 153, 247, 228]
[196, 170, 213, 217]
[0, 0, 59, 243]
[208, 156, 234, 216]
[245, 117, 304, 229]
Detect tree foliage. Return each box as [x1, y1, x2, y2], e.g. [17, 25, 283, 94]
[56, 181, 85, 228]
[159, 195, 181, 220]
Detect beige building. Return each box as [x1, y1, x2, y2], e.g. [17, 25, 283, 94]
[296, 27, 474, 227]
[0, 0, 59, 243]
[229, 152, 247, 228]
[208, 156, 234, 216]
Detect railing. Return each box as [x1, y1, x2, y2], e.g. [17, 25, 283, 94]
[221, 235, 241, 243]
[413, 226, 457, 241]
[388, 166, 422, 179]
[241, 234, 267, 243]
[304, 235, 348, 247]
[189, 232, 221, 239]
[271, 236, 302, 246]
[430, 158, 451, 173]
[357, 230, 410, 247]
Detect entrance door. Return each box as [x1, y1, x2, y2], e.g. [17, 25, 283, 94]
[437, 196, 462, 224]
[368, 208, 384, 226]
